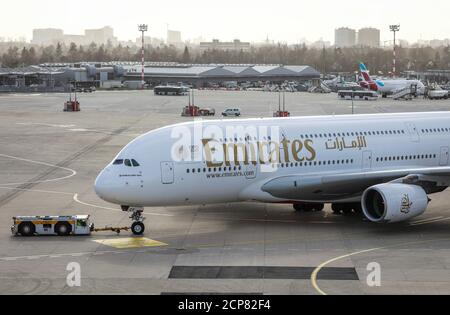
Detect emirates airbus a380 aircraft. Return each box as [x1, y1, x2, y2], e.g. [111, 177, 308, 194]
[95, 112, 450, 227]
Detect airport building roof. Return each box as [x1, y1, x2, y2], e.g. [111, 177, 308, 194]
[123, 64, 320, 80]
[0, 66, 65, 76]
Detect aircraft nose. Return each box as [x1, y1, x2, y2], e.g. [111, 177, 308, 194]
[95, 168, 116, 202]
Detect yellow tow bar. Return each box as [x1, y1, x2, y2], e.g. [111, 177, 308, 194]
[92, 227, 130, 234]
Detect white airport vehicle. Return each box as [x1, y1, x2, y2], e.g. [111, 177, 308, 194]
[95, 112, 450, 224]
[428, 85, 449, 100]
[11, 215, 93, 236]
[154, 85, 189, 96]
[338, 90, 378, 101]
[222, 108, 241, 117]
[11, 209, 146, 236]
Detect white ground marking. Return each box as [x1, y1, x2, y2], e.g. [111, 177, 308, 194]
[235, 218, 338, 224]
[16, 122, 138, 138]
[16, 123, 76, 128]
[310, 237, 450, 295]
[0, 186, 73, 195]
[411, 216, 444, 224]
[69, 129, 89, 132]
[409, 217, 450, 226]
[73, 193, 174, 217]
[0, 250, 127, 262]
[0, 153, 77, 186]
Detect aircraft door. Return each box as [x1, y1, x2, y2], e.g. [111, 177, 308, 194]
[161, 162, 174, 184]
[440, 146, 449, 166]
[405, 122, 420, 142]
[244, 164, 257, 179]
[362, 151, 373, 171]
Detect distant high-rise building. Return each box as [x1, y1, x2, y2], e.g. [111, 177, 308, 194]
[429, 39, 450, 48]
[310, 39, 331, 49]
[32, 28, 64, 45]
[416, 39, 431, 47]
[32, 26, 117, 46]
[358, 28, 380, 47]
[136, 36, 164, 47]
[85, 26, 116, 45]
[167, 30, 182, 45]
[63, 34, 88, 46]
[398, 39, 410, 48]
[199, 39, 251, 52]
[335, 27, 356, 47]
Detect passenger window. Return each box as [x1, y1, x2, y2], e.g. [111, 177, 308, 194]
[125, 159, 132, 167]
[113, 159, 124, 165]
[131, 159, 140, 167]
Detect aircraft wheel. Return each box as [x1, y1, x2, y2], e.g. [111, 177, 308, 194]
[19, 222, 35, 237]
[342, 207, 353, 215]
[353, 203, 363, 214]
[296, 203, 325, 212]
[55, 222, 72, 236]
[293, 204, 305, 212]
[331, 204, 342, 214]
[131, 222, 145, 235]
[314, 204, 325, 212]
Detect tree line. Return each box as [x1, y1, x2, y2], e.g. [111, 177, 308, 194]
[1, 42, 450, 74]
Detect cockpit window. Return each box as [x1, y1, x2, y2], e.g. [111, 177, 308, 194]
[124, 159, 132, 167]
[131, 159, 140, 167]
[113, 159, 123, 165]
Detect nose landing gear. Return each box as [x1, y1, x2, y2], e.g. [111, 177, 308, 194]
[123, 206, 146, 235]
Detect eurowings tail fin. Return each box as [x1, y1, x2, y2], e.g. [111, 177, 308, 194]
[359, 63, 373, 82]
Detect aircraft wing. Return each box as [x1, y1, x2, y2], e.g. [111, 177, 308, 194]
[261, 167, 450, 202]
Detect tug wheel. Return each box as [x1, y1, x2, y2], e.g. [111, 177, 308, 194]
[19, 222, 35, 237]
[131, 222, 145, 235]
[55, 222, 72, 236]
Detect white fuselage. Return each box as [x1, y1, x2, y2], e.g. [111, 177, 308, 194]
[95, 112, 450, 207]
[377, 79, 425, 95]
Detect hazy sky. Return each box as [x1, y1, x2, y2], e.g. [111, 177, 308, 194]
[2, 0, 450, 43]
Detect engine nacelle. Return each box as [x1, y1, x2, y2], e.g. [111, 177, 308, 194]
[362, 183, 428, 223]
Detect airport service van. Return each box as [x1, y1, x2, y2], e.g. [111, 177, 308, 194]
[222, 108, 241, 117]
[11, 215, 93, 236]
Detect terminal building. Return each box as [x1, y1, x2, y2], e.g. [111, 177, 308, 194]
[0, 63, 320, 92]
[0, 64, 117, 92]
[123, 64, 320, 87]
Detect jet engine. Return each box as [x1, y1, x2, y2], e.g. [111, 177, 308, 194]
[361, 183, 429, 223]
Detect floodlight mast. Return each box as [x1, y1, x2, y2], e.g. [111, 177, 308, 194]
[389, 25, 400, 77]
[138, 24, 148, 89]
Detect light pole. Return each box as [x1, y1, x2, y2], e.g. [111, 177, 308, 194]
[390, 25, 400, 77]
[351, 87, 355, 115]
[138, 24, 148, 89]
